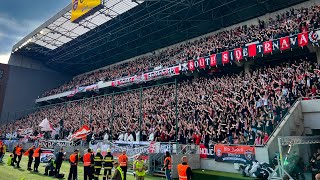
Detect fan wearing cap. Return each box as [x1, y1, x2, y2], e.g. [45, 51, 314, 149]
[103, 148, 114, 180]
[94, 148, 103, 180]
[112, 161, 124, 180]
[68, 149, 79, 180]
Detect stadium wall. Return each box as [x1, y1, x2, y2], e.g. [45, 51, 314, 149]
[0, 64, 71, 124]
[8, 53, 55, 72]
[301, 99, 320, 130]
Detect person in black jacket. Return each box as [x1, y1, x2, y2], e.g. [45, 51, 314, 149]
[11, 144, 18, 166]
[55, 148, 65, 177]
[26, 145, 34, 170]
[103, 149, 114, 180]
[94, 148, 103, 180]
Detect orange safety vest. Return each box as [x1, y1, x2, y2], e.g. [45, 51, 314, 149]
[15, 147, 22, 156]
[33, 148, 40, 158]
[83, 153, 92, 166]
[164, 157, 172, 170]
[177, 164, 190, 180]
[118, 154, 128, 167]
[24, 148, 33, 156]
[70, 154, 77, 165]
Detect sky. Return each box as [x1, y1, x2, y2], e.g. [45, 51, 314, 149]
[0, 0, 70, 64]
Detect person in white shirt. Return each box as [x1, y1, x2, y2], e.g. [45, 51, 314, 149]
[118, 133, 124, 141]
[103, 132, 109, 141]
[148, 132, 154, 141]
[127, 133, 134, 142]
[135, 131, 140, 142]
[124, 132, 129, 141]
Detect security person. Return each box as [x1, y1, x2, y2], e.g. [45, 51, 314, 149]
[16, 144, 24, 168]
[24, 145, 34, 170]
[68, 149, 79, 180]
[118, 151, 128, 180]
[12, 144, 19, 166]
[83, 148, 94, 180]
[44, 156, 56, 176]
[162, 151, 172, 180]
[94, 148, 103, 180]
[112, 161, 124, 180]
[33, 145, 42, 172]
[0, 142, 4, 163]
[133, 154, 146, 180]
[103, 149, 114, 180]
[177, 156, 192, 180]
[55, 148, 65, 177]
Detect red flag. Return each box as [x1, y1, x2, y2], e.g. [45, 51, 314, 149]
[222, 51, 229, 64]
[248, 44, 257, 57]
[280, 37, 290, 51]
[173, 66, 180, 74]
[298, 32, 308, 47]
[198, 57, 206, 69]
[263, 41, 273, 54]
[188, 60, 195, 71]
[210, 54, 217, 66]
[70, 125, 91, 141]
[234, 48, 243, 61]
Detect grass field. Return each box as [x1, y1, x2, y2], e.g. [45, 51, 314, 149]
[0, 154, 162, 180]
[0, 153, 254, 180]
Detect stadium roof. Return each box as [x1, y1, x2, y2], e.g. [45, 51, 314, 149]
[12, 0, 308, 75]
[12, 0, 141, 51]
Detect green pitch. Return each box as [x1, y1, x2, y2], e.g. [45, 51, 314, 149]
[0, 154, 162, 180]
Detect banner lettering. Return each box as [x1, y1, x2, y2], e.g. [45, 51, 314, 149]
[214, 144, 255, 164]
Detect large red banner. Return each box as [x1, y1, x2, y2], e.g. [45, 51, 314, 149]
[214, 144, 255, 164]
[181, 31, 315, 72]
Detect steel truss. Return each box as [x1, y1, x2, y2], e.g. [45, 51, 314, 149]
[48, 0, 255, 74]
[269, 136, 320, 180]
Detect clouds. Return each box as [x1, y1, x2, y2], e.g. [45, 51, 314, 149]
[0, 13, 43, 54]
[0, 53, 10, 64]
[0, 1, 69, 64]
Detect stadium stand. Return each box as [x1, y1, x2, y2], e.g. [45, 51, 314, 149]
[1, 58, 320, 145]
[1, 3, 320, 146]
[40, 4, 320, 97]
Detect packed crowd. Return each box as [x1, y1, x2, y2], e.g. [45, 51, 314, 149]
[1, 59, 320, 146]
[41, 4, 320, 97]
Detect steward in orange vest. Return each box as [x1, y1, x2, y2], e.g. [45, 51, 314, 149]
[15, 144, 24, 168]
[162, 151, 172, 180]
[33, 145, 42, 172]
[118, 151, 128, 180]
[177, 156, 192, 180]
[0, 142, 4, 163]
[24, 145, 34, 170]
[68, 149, 79, 180]
[83, 149, 94, 180]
